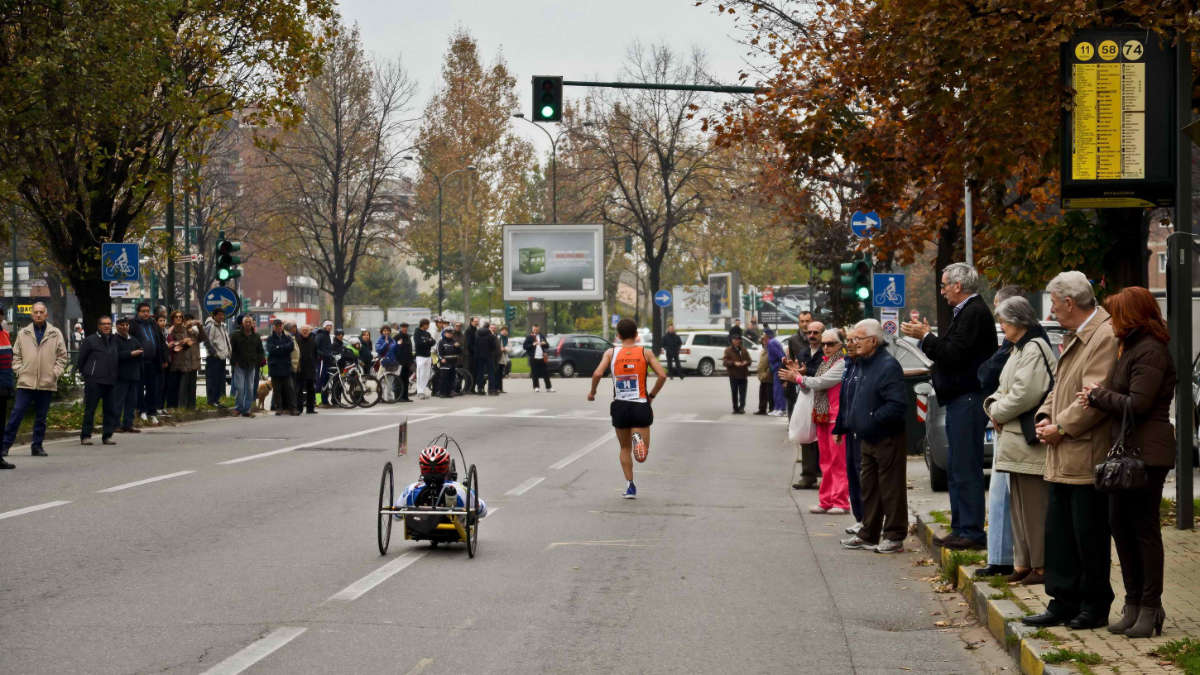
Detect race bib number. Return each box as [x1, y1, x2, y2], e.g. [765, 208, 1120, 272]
[614, 374, 641, 401]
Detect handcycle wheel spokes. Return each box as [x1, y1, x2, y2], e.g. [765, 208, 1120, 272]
[465, 463, 478, 558]
[378, 461, 394, 555]
[358, 375, 381, 408]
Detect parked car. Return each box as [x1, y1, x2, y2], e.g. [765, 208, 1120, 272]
[676, 331, 761, 377]
[545, 334, 612, 378]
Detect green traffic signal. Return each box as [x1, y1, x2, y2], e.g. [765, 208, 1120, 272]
[214, 233, 242, 285]
[540, 105, 555, 119]
[531, 75, 563, 122]
[856, 285, 870, 301]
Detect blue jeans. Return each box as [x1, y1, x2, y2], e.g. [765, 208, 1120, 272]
[987, 465, 1014, 565]
[233, 366, 258, 414]
[845, 434, 864, 522]
[2, 389, 53, 453]
[944, 393, 987, 542]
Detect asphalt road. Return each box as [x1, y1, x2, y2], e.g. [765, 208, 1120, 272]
[0, 375, 1007, 674]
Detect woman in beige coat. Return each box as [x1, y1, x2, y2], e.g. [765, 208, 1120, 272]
[984, 297, 1055, 585]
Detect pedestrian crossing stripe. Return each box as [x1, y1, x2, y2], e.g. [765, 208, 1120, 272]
[509, 408, 546, 416]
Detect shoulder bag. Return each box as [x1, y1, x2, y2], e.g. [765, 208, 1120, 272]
[1094, 399, 1148, 492]
[1017, 341, 1055, 445]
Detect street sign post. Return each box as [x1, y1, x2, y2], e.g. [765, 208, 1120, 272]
[653, 289, 672, 307]
[204, 286, 239, 314]
[101, 243, 140, 282]
[872, 273, 906, 308]
[850, 210, 882, 238]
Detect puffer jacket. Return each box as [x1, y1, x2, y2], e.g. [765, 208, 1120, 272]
[983, 335, 1055, 475]
[1036, 307, 1119, 484]
[1086, 328, 1177, 468]
[12, 321, 68, 391]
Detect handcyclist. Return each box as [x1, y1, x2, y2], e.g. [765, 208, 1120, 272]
[397, 445, 487, 517]
[587, 318, 666, 499]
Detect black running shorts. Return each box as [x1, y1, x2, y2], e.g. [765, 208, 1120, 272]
[610, 400, 653, 429]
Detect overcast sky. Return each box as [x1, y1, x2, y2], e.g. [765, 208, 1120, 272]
[335, 0, 760, 156]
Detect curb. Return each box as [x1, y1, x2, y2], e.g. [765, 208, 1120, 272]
[914, 514, 1075, 675]
[6, 407, 234, 448]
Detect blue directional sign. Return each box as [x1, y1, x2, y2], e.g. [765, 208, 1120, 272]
[850, 210, 882, 238]
[653, 289, 672, 307]
[204, 286, 239, 314]
[872, 273, 906, 308]
[100, 242, 140, 282]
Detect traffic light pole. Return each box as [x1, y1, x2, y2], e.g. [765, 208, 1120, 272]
[1170, 38, 1194, 530]
[562, 80, 763, 95]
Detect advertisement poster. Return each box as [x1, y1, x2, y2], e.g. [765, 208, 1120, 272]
[503, 224, 604, 301]
[708, 272, 732, 318]
[756, 285, 824, 326]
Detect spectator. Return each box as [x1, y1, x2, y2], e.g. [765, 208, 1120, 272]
[474, 322, 497, 395]
[1080, 287, 1175, 638]
[497, 325, 510, 393]
[113, 316, 144, 434]
[900, 262, 996, 550]
[436, 326, 461, 398]
[463, 316, 478, 374]
[0, 302, 68, 461]
[785, 328, 851, 514]
[77, 315, 119, 446]
[284, 322, 301, 414]
[203, 308, 231, 407]
[164, 310, 185, 410]
[662, 324, 684, 380]
[133, 302, 162, 425]
[836, 319, 908, 553]
[524, 324, 553, 393]
[394, 322, 414, 402]
[1022, 271, 1118, 630]
[729, 318, 743, 340]
[722, 333, 751, 413]
[745, 319, 761, 345]
[788, 320, 825, 487]
[266, 319, 298, 416]
[172, 313, 204, 410]
[838, 326, 865, 533]
[295, 325, 318, 414]
[72, 322, 85, 350]
[486, 323, 502, 395]
[229, 315, 264, 417]
[358, 330, 373, 372]
[765, 329, 786, 416]
[754, 333, 773, 415]
[414, 319, 435, 399]
[0, 318, 12, 469]
[983, 297, 1054, 586]
[155, 313, 170, 416]
[315, 320, 334, 401]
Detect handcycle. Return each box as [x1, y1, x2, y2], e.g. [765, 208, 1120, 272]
[377, 432, 480, 558]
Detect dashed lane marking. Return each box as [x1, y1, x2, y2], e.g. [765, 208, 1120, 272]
[504, 476, 545, 496]
[201, 626, 307, 675]
[509, 408, 546, 416]
[548, 431, 614, 470]
[97, 470, 195, 493]
[326, 551, 427, 602]
[0, 500, 71, 522]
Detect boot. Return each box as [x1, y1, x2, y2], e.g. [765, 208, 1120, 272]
[1107, 604, 1140, 634]
[1124, 606, 1165, 638]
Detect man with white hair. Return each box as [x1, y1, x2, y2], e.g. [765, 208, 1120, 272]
[836, 319, 909, 553]
[1, 302, 68, 464]
[901, 262, 996, 550]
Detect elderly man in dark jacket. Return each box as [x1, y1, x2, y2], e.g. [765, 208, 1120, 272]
[836, 319, 909, 554]
[78, 316, 120, 445]
[902, 262, 997, 550]
[662, 325, 684, 380]
[295, 325, 319, 414]
[474, 322, 498, 395]
[266, 319, 298, 416]
[113, 316, 144, 433]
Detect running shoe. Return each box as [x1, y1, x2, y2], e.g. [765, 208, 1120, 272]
[623, 482, 637, 499]
[874, 539, 904, 554]
[809, 505, 828, 513]
[632, 432, 648, 463]
[840, 535, 875, 550]
[845, 522, 863, 535]
[826, 507, 848, 515]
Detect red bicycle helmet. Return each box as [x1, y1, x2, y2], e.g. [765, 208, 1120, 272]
[419, 445, 450, 475]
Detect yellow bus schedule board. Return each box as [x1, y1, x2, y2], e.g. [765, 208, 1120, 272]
[1061, 30, 1175, 209]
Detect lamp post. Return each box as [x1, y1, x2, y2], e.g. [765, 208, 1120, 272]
[512, 114, 592, 225]
[403, 157, 476, 317]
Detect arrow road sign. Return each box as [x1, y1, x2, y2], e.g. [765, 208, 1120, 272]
[204, 286, 239, 314]
[653, 290, 672, 307]
[850, 210, 882, 239]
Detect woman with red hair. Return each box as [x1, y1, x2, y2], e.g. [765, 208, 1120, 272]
[1078, 286, 1175, 638]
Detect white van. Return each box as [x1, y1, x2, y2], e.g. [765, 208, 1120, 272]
[676, 331, 761, 376]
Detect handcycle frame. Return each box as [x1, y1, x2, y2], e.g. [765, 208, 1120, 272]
[377, 432, 479, 558]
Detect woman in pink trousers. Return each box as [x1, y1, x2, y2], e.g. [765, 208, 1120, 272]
[784, 328, 851, 514]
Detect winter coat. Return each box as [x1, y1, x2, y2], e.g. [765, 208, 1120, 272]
[393, 332, 414, 365]
[1036, 307, 1119, 485]
[115, 332, 144, 382]
[169, 322, 204, 372]
[229, 329, 265, 370]
[12, 322, 68, 391]
[414, 328, 435, 358]
[316, 329, 334, 364]
[296, 333, 318, 378]
[133, 317, 160, 362]
[463, 325, 477, 362]
[663, 332, 683, 354]
[476, 330, 498, 363]
[983, 335, 1055, 475]
[979, 323, 1050, 398]
[437, 335, 461, 368]
[77, 332, 119, 385]
[833, 344, 906, 444]
[203, 317, 231, 361]
[266, 330, 295, 377]
[722, 344, 751, 379]
[1086, 328, 1177, 468]
[920, 294, 997, 403]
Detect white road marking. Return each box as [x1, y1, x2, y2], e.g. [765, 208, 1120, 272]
[450, 406, 492, 415]
[404, 657, 435, 675]
[0, 500, 71, 522]
[509, 408, 545, 416]
[670, 413, 698, 421]
[327, 551, 427, 602]
[549, 431, 615, 470]
[202, 626, 307, 675]
[97, 470, 195, 494]
[217, 415, 444, 465]
[504, 476, 545, 496]
[545, 539, 654, 550]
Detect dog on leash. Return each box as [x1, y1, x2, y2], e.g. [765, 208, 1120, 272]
[255, 381, 273, 410]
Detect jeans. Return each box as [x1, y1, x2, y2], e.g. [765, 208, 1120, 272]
[2, 389, 53, 452]
[986, 464, 1014, 566]
[81, 381, 117, 439]
[114, 379, 139, 429]
[944, 393, 987, 542]
[233, 366, 258, 414]
[845, 434, 863, 521]
[205, 357, 226, 404]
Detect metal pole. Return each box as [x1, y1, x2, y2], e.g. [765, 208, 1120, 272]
[436, 176, 443, 317]
[1173, 38, 1194, 530]
[9, 210, 16, 324]
[964, 182, 974, 266]
[166, 134, 176, 310]
[183, 161, 191, 316]
[551, 136, 558, 225]
[562, 79, 763, 95]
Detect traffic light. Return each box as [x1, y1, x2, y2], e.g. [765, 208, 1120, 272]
[214, 231, 242, 285]
[531, 76, 563, 122]
[504, 304, 516, 322]
[839, 255, 872, 304]
[624, 235, 632, 254]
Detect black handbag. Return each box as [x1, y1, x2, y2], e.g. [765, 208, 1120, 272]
[1017, 341, 1055, 445]
[1094, 400, 1148, 492]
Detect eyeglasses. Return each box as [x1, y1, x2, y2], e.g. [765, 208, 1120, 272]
[821, 341, 840, 347]
[805, 330, 821, 335]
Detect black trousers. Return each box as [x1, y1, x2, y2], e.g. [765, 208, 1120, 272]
[397, 363, 412, 400]
[728, 377, 747, 411]
[530, 359, 551, 389]
[666, 350, 683, 378]
[297, 377, 316, 413]
[1044, 482, 1114, 618]
[859, 432, 908, 544]
[1110, 466, 1169, 609]
[785, 381, 798, 417]
[438, 366, 456, 397]
[757, 380, 773, 413]
[271, 376, 296, 413]
[114, 379, 138, 429]
[81, 381, 117, 439]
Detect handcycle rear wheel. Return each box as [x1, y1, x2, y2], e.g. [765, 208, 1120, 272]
[377, 461, 394, 555]
[464, 463, 479, 558]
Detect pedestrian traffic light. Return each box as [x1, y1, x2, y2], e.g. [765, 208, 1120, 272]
[504, 304, 516, 322]
[839, 255, 871, 303]
[214, 232, 242, 285]
[624, 236, 632, 254]
[531, 76, 563, 122]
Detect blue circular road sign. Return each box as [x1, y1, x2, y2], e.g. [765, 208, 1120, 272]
[204, 286, 239, 314]
[850, 210, 882, 238]
[654, 290, 672, 307]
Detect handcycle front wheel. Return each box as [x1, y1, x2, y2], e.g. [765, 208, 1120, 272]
[464, 463, 479, 558]
[378, 461, 394, 555]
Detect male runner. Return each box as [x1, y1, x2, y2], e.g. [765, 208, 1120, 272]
[587, 318, 667, 499]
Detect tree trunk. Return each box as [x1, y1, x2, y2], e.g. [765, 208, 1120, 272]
[332, 286, 346, 330]
[73, 275, 113, 338]
[44, 274, 70, 334]
[461, 273, 472, 320]
[934, 213, 961, 335]
[1098, 209, 1148, 291]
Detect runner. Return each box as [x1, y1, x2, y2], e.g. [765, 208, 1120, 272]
[587, 318, 666, 499]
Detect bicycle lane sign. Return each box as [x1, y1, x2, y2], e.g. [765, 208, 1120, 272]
[101, 243, 140, 282]
[872, 273, 905, 308]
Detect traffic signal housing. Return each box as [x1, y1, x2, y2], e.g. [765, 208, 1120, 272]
[215, 232, 242, 285]
[504, 304, 516, 322]
[839, 255, 872, 304]
[532, 76, 563, 122]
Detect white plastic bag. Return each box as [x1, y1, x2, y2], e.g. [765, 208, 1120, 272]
[788, 386, 817, 444]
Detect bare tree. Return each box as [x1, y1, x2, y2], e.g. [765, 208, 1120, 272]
[258, 23, 416, 326]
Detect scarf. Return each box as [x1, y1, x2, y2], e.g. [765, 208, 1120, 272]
[811, 354, 839, 422]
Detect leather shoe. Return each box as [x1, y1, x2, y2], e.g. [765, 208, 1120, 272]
[792, 479, 818, 490]
[973, 564, 1014, 578]
[0, 457, 13, 469]
[941, 535, 986, 550]
[119, 427, 141, 433]
[1068, 610, 1109, 630]
[31, 447, 47, 457]
[81, 438, 94, 446]
[102, 438, 117, 445]
[1022, 611, 1069, 627]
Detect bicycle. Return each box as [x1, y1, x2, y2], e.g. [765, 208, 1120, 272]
[321, 361, 359, 409]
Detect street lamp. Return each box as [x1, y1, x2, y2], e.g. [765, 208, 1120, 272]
[511, 114, 593, 224]
[403, 156, 476, 317]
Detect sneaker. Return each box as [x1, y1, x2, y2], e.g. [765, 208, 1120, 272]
[840, 535, 875, 550]
[844, 522, 863, 535]
[623, 482, 637, 499]
[0, 457, 13, 469]
[631, 432, 648, 463]
[546, 388, 555, 393]
[140, 412, 149, 422]
[875, 539, 904, 554]
[826, 507, 848, 515]
[809, 505, 828, 513]
[149, 416, 160, 425]
[768, 410, 787, 417]
[533, 387, 540, 393]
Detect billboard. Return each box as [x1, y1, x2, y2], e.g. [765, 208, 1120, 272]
[708, 272, 734, 318]
[503, 224, 604, 301]
[757, 285, 826, 326]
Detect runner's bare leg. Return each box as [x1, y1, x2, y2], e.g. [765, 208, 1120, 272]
[615, 427, 634, 480]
